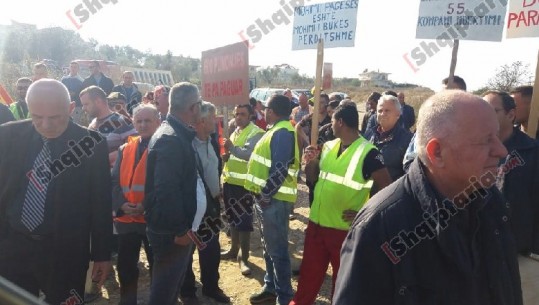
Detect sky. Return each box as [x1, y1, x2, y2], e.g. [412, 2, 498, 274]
[1, 0, 538, 92]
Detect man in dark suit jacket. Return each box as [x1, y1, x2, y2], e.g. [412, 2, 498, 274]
[0, 103, 14, 125]
[81, 60, 114, 95]
[0, 79, 113, 305]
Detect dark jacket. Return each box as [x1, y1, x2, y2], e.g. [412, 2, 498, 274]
[365, 124, 413, 181]
[0, 120, 112, 262]
[401, 103, 416, 130]
[144, 114, 197, 236]
[501, 128, 539, 254]
[82, 73, 114, 95]
[333, 159, 522, 305]
[0, 103, 14, 125]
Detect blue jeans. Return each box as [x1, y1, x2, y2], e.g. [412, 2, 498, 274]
[255, 198, 294, 305]
[147, 230, 193, 305]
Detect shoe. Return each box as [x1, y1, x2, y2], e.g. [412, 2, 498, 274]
[202, 288, 230, 303]
[84, 291, 101, 303]
[180, 295, 200, 305]
[239, 258, 252, 276]
[289, 213, 296, 220]
[249, 290, 276, 304]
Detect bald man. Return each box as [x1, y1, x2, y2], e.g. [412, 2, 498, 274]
[0, 79, 113, 305]
[334, 91, 522, 305]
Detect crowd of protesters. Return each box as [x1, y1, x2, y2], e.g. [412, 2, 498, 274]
[0, 63, 538, 305]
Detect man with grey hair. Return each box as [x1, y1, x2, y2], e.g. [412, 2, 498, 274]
[334, 90, 522, 305]
[111, 104, 160, 305]
[180, 101, 231, 304]
[144, 82, 202, 305]
[364, 94, 412, 182]
[0, 79, 113, 304]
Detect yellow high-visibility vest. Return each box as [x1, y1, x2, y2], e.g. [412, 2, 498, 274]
[222, 122, 264, 187]
[244, 120, 299, 203]
[310, 136, 375, 230]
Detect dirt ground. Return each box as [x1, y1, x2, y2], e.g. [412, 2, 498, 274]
[90, 179, 333, 305]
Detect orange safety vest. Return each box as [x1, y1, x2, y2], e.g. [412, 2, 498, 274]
[116, 136, 147, 224]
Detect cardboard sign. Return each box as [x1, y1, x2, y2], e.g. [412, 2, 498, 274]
[416, 0, 507, 41]
[292, 0, 359, 50]
[201, 42, 249, 106]
[323, 63, 333, 90]
[507, 0, 539, 38]
[0, 84, 13, 105]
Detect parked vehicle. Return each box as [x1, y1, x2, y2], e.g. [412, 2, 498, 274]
[249, 88, 285, 106]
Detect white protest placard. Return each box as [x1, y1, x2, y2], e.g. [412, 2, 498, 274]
[292, 0, 358, 50]
[416, 0, 507, 42]
[507, 0, 539, 38]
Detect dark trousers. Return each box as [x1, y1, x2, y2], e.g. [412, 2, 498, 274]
[223, 183, 254, 231]
[0, 230, 87, 305]
[147, 230, 193, 305]
[117, 232, 153, 305]
[180, 232, 221, 296]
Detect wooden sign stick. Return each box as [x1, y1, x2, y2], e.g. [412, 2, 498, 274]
[310, 39, 324, 147]
[447, 39, 460, 88]
[527, 50, 539, 139]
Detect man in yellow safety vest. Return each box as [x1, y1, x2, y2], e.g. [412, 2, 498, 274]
[290, 104, 392, 305]
[244, 95, 299, 305]
[221, 104, 264, 276]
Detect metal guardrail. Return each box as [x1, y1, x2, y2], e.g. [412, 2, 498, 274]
[0, 275, 48, 305]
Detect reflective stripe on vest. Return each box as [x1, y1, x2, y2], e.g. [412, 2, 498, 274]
[117, 136, 147, 224]
[310, 137, 375, 230]
[244, 120, 299, 203]
[222, 122, 264, 186]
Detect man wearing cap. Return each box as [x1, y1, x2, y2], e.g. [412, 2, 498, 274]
[112, 71, 142, 116]
[107, 92, 131, 120]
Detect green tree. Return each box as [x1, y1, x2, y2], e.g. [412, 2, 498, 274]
[486, 61, 532, 91]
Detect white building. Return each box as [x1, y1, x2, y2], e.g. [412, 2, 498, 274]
[358, 69, 392, 88]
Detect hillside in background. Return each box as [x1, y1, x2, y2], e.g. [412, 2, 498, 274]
[0, 22, 434, 109]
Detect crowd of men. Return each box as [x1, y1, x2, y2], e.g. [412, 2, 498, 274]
[0, 64, 538, 305]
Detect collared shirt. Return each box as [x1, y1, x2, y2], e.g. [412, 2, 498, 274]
[192, 136, 220, 198]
